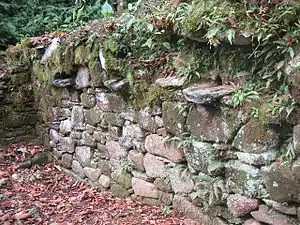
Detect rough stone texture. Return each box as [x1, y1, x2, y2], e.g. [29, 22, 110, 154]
[263, 199, 297, 215]
[243, 219, 261, 225]
[157, 191, 173, 205]
[122, 123, 144, 140]
[155, 76, 185, 87]
[137, 108, 158, 132]
[61, 153, 73, 168]
[59, 137, 75, 153]
[59, 119, 72, 134]
[40, 37, 60, 63]
[99, 174, 111, 188]
[75, 67, 90, 89]
[110, 182, 130, 198]
[233, 120, 279, 153]
[111, 169, 132, 189]
[131, 170, 153, 182]
[80, 93, 96, 108]
[82, 131, 96, 147]
[154, 178, 173, 193]
[96, 93, 123, 112]
[75, 146, 92, 167]
[227, 194, 259, 217]
[71, 106, 85, 130]
[145, 134, 184, 162]
[143, 153, 167, 178]
[225, 160, 265, 198]
[83, 167, 101, 182]
[167, 166, 194, 194]
[285, 50, 300, 89]
[262, 159, 300, 202]
[106, 140, 127, 158]
[184, 142, 216, 173]
[128, 150, 145, 171]
[183, 84, 237, 104]
[162, 101, 187, 136]
[251, 210, 296, 225]
[102, 112, 124, 127]
[293, 124, 300, 156]
[132, 177, 158, 198]
[187, 105, 246, 143]
[86, 106, 103, 125]
[71, 160, 85, 178]
[172, 196, 212, 225]
[236, 150, 277, 166]
[50, 129, 61, 143]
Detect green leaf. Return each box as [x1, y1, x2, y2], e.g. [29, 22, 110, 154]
[207, 161, 223, 174]
[288, 47, 295, 59]
[163, 42, 171, 50]
[142, 38, 153, 49]
[226, 28, 235, 45]
[147, 23, 154, 32]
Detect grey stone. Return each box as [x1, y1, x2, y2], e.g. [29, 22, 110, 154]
[106, 140, 127, 158]
[131, 195, 161, 205]
[233, 120, 279, 153]
[88, 59, 104, 87]
[110, 182, 130, 197]
[184, 141, 216, 173]
[143, 153, 167, 178]
[59, 119, 72, 134]
[158, 191, 174, 205]
[59, 137, 75, 153]
[225, 160, 266, 198]
[154, 178, 173, 193]
[70, 131, 82, 140]
[75, 146, 92, 167]
[52, 148, 62, 160]
[251, 210, 296, 225]
[49, 129, 61, 143]
[52, 78, 74, 87]
[263, 199, 297, 215]
[61, 153, 73, 168]
[96, 93, 123, 112]
[58, 108, 71, 119]
[80, 93, 96, 108]
[137, 108, 158, 132]
[85, 124, 95, 134]
[155, 76, 185, 87]
[119, 108, 136, 122]
[40, 37, 60, 64]
[167, 166, 194, 194]
[131, 170, 153, 182]
[99, 174, 111, 188]
[187, 105, 246, 143]
[75, 67, 89, 89]
[162, 101, 187, 136]
[104, 78, 129, 92]
[128, 150, 144, 171]
[82, 131, 96, 147]
[83, 167, 101, 182]
[183, 84, 237, 104]
[94, 131, 106, 143]
[145, 134, 185, 162]
[102, 112, 124, 127]
[243, 219, 262, 225]
[284, 50, 300, 88]
[111, 169, 132, 189]
[71, 106, 85, 130]
[154, 116, 164, 127]
[86, 106, 103, 125]
[293, 124, 300, 156]
[71, 160, 85, 178]
[227, 194, 259, 217]
[132, 177, 158, 198]
[122, 123, 144, 140]
[97, 159, 111, 175]
[236, 150, 277, 166]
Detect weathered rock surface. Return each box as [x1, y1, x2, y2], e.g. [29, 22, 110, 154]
[227, 194, 259, 217]
[96, 93, 123, 112]
[128, 150, 145, 171]
[183, 84, 237, 104]
[75, 67, 90, 89]
[167, 166, 194, 194]
[263, 199, 297, 215]
[132, 177, 158, 198]
[155, 76, 185, 87]
[143, 153, 167, 178]
[236, 150, 277, 166]
[75, 146, 92, 167]
[83, 167, 101, 182]
[145, 134, 184, 162]
[99, 174, 111, 188]
[106, 141, 127, 158]
[71, 106, 85, 130]
[251, 210, 296, 225]
[80, 93, 96, 108]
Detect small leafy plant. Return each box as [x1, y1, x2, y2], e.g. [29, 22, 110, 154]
[232, 88, 260, 108]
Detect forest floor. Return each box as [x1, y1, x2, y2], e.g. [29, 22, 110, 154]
[0, 144, 202, 225]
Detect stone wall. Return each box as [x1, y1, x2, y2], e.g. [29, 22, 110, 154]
[0, 61, 37, 146]
[4, 38, 300, 225]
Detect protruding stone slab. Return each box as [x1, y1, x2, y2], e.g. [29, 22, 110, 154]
[104, 79, 129, 92]
[263, 199, 297, 215]
[145, 134, 184, 162]
[75, 67, 90, 89]
[52, 78, 74, 87]
[183, 84, 237, 104]
[132, 177, 158, 198]
[41, 37, 60, 64]
[155, 76, 185, 87]
[227, 194, 259, 217]
[236, 150, 277, 166]
[59, 119, 72, 134]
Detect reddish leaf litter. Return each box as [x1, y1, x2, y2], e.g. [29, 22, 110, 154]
[0, 144, 201, 225]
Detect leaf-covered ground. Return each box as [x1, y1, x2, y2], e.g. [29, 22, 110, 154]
[0, 144, 202, 225]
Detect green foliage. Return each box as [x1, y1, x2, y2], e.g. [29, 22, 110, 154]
[232, 88, 260, 108]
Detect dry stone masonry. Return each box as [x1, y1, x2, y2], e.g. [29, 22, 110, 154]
[3, 37, 300, 225]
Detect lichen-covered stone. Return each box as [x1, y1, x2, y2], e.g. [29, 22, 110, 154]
[187, 105, 246, 143]
[99, 174, 111, 188]
[59, 137, 75, 153]
[132, 177, 158, 198]
[82, 131, 96, 147]
[128, 150, 145, 171]
[102, 112, 124, 127]
[96, 93, 123, 112]
[184, 141, 216, 173]
[80, 93, 96, 108]
[71, 106, 85, 130]
[137, 108, 158, 132]
[61, 153, 73, 168]
[111, 169, 132, 189]
[75, 67, 90, 89]
[88, 59, 104, 87]
[162, 101, 187, 136]
[262, 159, 300, 202]
[236, 150, 277, 166]
[86, 106, 103, 125]
[225, 160, 266, 198]
[233, 120, 279, 153]
[122, 123, 144, 140]
[167, 166, 194, 194]
[75, 146, 92, 167]
[145, 134, 184, 162]
[154, 178, 173, 193]
[83, 167, 101, 182]
[293, 124, 300, 156]
[110, 182, 130, 197]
